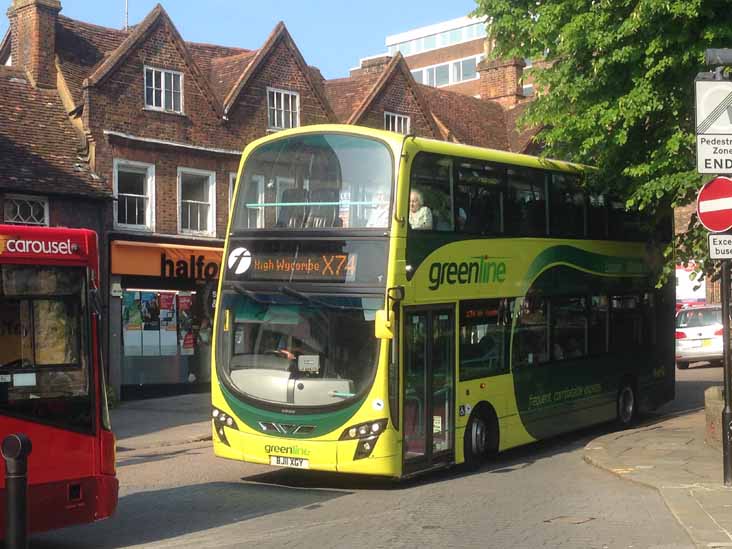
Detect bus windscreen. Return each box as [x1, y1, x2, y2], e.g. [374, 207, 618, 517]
[232, 133, 393, 231]
[0, 265, 91, 431]
[217, 291, 382, 408]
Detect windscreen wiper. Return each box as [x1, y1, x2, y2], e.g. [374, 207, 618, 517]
[279, 285, 364, 311]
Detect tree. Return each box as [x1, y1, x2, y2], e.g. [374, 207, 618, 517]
[473, 0, 732, 281]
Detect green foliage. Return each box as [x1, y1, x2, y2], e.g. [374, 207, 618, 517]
[473, 0, 732, 283]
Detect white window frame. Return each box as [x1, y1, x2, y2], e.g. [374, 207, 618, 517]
[267, 87, 300, 131]
[384, 112, 411, 134]
[144, 66, 184, 114]
[113, 159, 155, 232]
[3, 194, 49, 226]
[177, 167, 216, 237]
[412, 54, 484, 88]
[522, 84, 535, 97]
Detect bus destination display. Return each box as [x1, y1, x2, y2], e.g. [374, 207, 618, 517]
[248, 252, 357, 282]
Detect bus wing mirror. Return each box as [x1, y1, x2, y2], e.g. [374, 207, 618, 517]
[375, 309, 394, 340]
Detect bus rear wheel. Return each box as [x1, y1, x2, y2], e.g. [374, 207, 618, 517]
[616, 383, 637, 428]
[463, 408, 497, 469]
[676, 361, 689, 370]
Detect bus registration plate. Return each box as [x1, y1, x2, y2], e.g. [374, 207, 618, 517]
[269, 455, 310, 469]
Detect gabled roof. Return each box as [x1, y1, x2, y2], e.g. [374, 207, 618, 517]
[417, 84, 510, 151]
[222, 22, 335, 121]
[82, 4, 223, 117]
[504, 101, 541, 154]
[187, 41, 251, 75]
[0, 29, 11, 65]
[55, 15, 129, 107]
[324, 72, 383, 123]
[0, 66, 107, 197]
[341, 54, 440, 137]
[210, 50, 258, 103]
[323, 55, 515, 150]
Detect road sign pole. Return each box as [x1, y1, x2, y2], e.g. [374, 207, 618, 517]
[723, 259, 732, 486]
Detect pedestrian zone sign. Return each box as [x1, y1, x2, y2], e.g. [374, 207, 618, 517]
[696, 79, 732, 173]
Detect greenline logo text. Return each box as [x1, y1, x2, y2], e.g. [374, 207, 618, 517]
[428, 255, 507, 291]
[264, 444, 311, 456]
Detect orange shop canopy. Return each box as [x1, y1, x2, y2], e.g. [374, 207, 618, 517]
[111, 240, 223, 280]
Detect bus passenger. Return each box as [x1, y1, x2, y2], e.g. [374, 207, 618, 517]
[409, 190, 433, 230]
[367, 191, 390, 227]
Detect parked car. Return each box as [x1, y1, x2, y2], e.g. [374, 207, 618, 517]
[675, 306, 724, 369]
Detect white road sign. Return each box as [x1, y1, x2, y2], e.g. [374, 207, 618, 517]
[709, 233, 732, 259]
[696, 79, 732, 173]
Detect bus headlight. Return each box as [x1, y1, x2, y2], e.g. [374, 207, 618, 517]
[212, 407, 239, 446]
[354, 436, 379, 460]
[339, 419, 388, 440]
[340, 420, 388, 460]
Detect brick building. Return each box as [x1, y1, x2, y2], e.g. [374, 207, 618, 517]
[0, 0, 537, 399]
[0, 63, 109, 256]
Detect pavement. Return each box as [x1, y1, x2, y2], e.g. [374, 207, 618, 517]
[584, 410, 732, 549]
[111, 393, 212, 452]
[111, 393, 732, 549]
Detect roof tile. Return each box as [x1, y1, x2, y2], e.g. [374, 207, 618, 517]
[0, 66, 107, 197]
[418, 84, 510, 150]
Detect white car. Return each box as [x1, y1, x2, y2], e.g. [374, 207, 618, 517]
[675, 306, 723, 369]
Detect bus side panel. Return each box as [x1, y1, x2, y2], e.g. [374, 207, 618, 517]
[0, 476, 117, 538]
[0, 417, 97, 537]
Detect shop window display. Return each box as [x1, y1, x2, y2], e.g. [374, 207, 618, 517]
[121, 289, 212, 388]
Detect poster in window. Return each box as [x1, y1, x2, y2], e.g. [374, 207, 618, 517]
[140, 291, 160, 356]
[122, 291, 142, 357]
[159, 292, 178, 356]
[178, 293, 195, 356]
[33, 300, 79, 366]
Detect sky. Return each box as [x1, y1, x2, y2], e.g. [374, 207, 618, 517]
[0, 0, 479, 79]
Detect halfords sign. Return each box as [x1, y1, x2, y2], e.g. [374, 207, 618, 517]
[0, 236, 77, 256]
[111, 240, 222, 281]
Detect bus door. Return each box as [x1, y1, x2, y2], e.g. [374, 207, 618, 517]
[402, 307, 455, 473]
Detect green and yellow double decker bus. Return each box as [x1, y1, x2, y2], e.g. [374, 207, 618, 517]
[212, 124, 674, 477]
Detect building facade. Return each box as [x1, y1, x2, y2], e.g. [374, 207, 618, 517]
[379, 15, 536, 105]
[385, 16, 487, 97]
[1, 0, 536, 399]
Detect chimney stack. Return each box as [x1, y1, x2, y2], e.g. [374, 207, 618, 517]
[477, 57, 525, 107]
[7, 0, 61, 89]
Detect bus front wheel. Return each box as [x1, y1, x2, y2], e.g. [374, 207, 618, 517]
[463, 406, 497, 469]
[616, 383, 637, 428]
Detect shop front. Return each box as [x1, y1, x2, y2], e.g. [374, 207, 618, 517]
[108, 239, 222, 400]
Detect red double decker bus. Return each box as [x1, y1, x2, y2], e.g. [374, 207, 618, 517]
[0, 225, 117, 537]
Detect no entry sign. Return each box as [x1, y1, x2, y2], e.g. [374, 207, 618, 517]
[697, 176, 732, 232]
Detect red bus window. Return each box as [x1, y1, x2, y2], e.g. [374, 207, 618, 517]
[0, 265, 91, 431]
